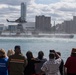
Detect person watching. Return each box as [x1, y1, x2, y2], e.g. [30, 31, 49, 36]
[8, 45, 28, 75]
[41, 50, 61, 75]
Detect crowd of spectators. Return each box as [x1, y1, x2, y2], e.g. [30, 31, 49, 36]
[0, 45, 76, 75]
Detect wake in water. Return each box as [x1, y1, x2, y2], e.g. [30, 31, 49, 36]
[0, 36, 76, 43]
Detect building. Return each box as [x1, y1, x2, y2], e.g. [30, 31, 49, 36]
[61, 16, 76, 33]
[8, 25, 17, 32]
[55, 16, 76, 34]
[21, 2, 26, 21]
[63, 21, 71, 33]
[0, 24, 5, 32]
[7, 2, 26, 23]
[22, 22, 35, 31]
[72, 16, 76, 33]
[35, 15, 51, 32]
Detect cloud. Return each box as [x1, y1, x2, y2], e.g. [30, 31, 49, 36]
[28, 1, 76, 23]
[0, 0, 76, 25]
[60, 0, 76, 2]
[0, 0, 35, 6]
[0, 0, 35, 24]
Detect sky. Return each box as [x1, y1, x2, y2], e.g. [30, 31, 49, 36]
[0, 0, 76, 26]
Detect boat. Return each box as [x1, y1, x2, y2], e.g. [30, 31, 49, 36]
[36, 34, 74, 38]
[52, 34, 74, 38]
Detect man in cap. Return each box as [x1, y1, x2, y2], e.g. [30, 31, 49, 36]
[8, 45, 27, 75]
[65, 48, 76, 75]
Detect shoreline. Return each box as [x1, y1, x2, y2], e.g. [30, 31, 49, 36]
[0, 34, 74, 38]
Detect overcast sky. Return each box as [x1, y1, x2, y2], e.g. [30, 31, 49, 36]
[0, 0, 76, 26]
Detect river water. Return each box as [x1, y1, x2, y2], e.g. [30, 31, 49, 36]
[0, 35, 76, 62]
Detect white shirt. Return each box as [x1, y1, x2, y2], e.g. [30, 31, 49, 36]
[41, 58, 61, 75]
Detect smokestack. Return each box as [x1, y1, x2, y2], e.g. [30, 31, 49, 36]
[21, 2, 26, 21]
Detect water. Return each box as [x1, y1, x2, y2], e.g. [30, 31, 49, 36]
[0, 36, 76, 63]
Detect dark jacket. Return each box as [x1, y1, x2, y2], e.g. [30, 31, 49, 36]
[8, 54, 27, 75]
[24, 58, 40, 75]
[59, 59, 64, 75]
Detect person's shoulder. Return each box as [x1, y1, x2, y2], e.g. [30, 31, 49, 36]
[55, 58, 62, 63]
[56, 58, 61, 60]
[19, 54, 27, 60]
[43, 60, 48, 64]
[9, 54, 14, 58]
[61, 59, 64, 63]
[41, 58, 47, 62]
[66, 56, 72, 60]
[43, 58, 47, 61]
[3, 57, 8, 61]
[5, 57, 8, 59]
[43, 60, 51, 67]
[0, 57, 8, 63]
[19, 54, 25, 57]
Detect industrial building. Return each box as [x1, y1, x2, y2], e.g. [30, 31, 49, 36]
[35, 15, 51, 32]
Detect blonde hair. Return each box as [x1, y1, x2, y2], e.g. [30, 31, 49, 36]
[0, 49, 6, 57]
[7, 49, 15, 57]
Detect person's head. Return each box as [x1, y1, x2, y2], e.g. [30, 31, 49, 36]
[56, 52, 61, 56]
[71, 48, 76, 56]
[14, 45, 21, 54]
[49, 52, 55, 59]
[26, 51, 33, 59]
[0, 49, 6, 58]
[7, 49, 15, 57]
[38, 51, 44, 59]
[49, 50, 55, 53]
